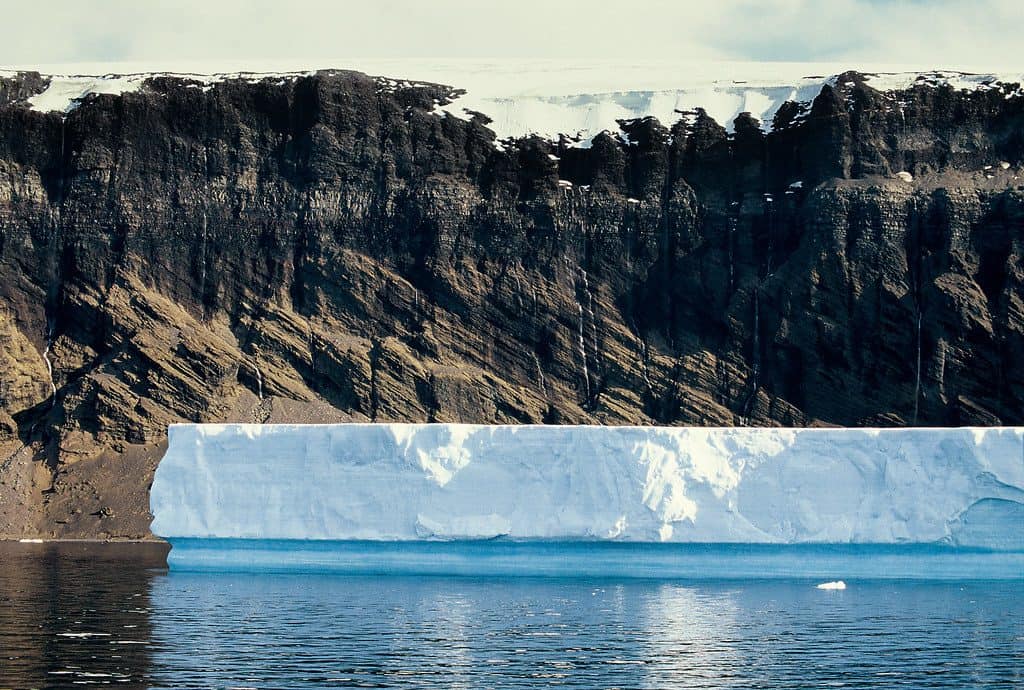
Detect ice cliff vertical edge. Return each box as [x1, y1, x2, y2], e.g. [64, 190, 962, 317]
[150, 424, 1024, 548]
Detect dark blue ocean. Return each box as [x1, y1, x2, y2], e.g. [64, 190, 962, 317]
[1, 540, 1022, 688]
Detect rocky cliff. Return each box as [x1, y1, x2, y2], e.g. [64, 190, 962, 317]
[0, 67, 1022, 538]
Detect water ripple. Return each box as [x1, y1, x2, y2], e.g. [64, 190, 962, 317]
[1, 543, 1022, 688]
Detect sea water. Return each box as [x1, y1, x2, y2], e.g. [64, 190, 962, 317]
[165, 538, 1024, 580]
[1, 541, 1022, 688]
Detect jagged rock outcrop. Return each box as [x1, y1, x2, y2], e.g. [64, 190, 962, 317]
[0, 68, 1022, 538]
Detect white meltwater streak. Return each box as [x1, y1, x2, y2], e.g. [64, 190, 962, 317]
[151, 424, 1024, 547]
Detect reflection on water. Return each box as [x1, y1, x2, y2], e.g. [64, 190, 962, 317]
[1, 542, 1022, 688]
[640, 584, 743, 686]
[147, 575, 1024, 689]
[0, 541, 167, 688]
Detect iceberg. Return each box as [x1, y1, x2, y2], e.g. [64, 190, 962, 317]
[151, 424, 1024, 547]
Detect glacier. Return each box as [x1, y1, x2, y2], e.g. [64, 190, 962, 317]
[150, 424, 1024, 548]
[5, 59, 1023, 138]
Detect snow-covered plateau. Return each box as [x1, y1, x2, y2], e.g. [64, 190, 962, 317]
[150, 424, 1024, 548]
[4, 60, 1023, 141]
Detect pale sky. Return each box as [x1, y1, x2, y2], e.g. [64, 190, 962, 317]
[0, 0, 1020, 70]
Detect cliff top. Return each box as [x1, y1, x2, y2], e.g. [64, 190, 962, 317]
[2, 60, 1022, 141]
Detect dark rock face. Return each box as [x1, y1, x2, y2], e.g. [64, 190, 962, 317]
[1, 69, 1023, 538]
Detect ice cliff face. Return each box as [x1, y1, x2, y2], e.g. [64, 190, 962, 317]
[151, 424, 1024, 547]
[2, 62, 1024, 539]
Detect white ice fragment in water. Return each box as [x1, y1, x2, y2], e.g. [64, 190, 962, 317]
[999, 161, 1011, 170]
[57, 632, 112, 638]
[816, 580, 847, 590]
[895, 171, 914, 183]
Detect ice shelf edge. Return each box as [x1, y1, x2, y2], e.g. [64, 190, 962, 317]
[150, 424, 1024, 549]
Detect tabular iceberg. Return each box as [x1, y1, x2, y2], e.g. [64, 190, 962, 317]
[150, 424, 1024, 548]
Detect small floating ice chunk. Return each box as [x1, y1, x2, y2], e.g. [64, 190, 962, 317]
[626, 198, 640, 204]
[788, 180, 804, 189]
[999, 161, 1011, 170]
[547, 154, 560, 161]
[816, 580, 847, 590]
[557, 179, 573, 188]
[895, 171, 914, 183]
[58, 632, 112, 638]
